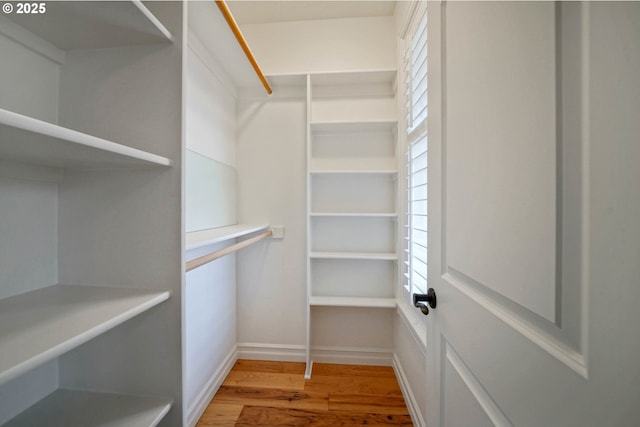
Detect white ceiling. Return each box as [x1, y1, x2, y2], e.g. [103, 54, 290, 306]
[226, 1, 397, 25]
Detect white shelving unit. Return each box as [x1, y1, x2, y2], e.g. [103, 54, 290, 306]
[310, 170, 398, 175]
[310, 213, 397, 218]
[309, 296, 396, 308]
[305, 70, 399, 377]
[2, 1, 173, 51]
[310, 251, 398, 260]
[0, 2, 180, 425]
[0, 109, 171, 169]
[0, 285, 170, 385]
[3, 389, 172, 427]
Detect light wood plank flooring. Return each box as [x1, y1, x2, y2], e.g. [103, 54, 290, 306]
[197, 360, 413, 426]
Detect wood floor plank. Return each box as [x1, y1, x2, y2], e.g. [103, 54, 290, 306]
[312, 363, 397, 378]
[235, 406, 413, 427]
[223, 370, 306, 391]
[213, 385, 329, 411]
[232, 360, 306, 374]
[196, 402, 243, 426]
[329, 393, 410, 415]
[198, 360, 413, 426]
[304, 374, 403, 396]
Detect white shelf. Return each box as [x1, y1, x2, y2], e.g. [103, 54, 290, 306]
[310, 212, 397, 218]
[3, 389, 172, 427]
[310, 252, 397, 261]
[310, 169, 397, 175]
[0, 285, 171, 386]
[310, 296, 396, 309]
[0, 108, 171, 169]
[185, 224, 269, 251]
[310, 120, 397, 133]
[310, 69, 397, 87]
[4, 1, 173, 51]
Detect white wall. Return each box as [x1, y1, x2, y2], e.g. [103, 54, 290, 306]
[0, 171, 58, 423]
[0, 174, 58, 300]
[236, 95, 307, 356]
[185, 33, 236, 166]
[0, 27, 59, 122]
[394, 309, 427, 427]
[241, 16, 396, 75]
[0, 28, 61, 424]
[183, 34, 238, 424]
[184, 245, 236, 421]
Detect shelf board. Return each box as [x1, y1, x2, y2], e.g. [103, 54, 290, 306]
[185, 224, 269, 251]
[310, 252, 398, 261]
[0, 108, 171, 169]
[310, 169, 397, 175]
[4, 1, 173, 51]
[310, 70, 397, 87]
[3, 389, 171, 427]
[0, 285, 170, 386]
[310, 213, 398, 218]
[310, 120, 397, 133]
[310, 296, 397, 309]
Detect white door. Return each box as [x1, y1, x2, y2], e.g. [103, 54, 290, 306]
[426, 2, 640, 426]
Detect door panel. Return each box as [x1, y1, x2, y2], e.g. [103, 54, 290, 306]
[446, 2, 558, 324]
[444, 0, 585, 371]
[427, 2, 640, 426]
[443, 341, 509, 427]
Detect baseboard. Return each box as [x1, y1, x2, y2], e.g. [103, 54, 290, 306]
[310, 346, 393, 367]
[236, 342, 307, 362]
[393, 353, 426, 427]
[186, 346, 238, 427]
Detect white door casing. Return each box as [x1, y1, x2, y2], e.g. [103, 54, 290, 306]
[426, 2, 640, 426]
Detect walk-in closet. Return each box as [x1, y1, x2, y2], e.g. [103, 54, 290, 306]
[1, 1, 639, 426]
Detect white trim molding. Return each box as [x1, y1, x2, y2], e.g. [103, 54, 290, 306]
[186, 347, 238, 427]
[393, 354, 426, 427]
[237, 342, 307, 362]
[310, 346, 394, 367]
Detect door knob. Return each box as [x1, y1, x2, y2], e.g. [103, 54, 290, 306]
[413, 288, 437, 316]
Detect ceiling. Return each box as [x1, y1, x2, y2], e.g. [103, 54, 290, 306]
[226, 1, 397, 25]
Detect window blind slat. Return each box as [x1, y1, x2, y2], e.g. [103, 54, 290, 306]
[405, 5, 428, 298]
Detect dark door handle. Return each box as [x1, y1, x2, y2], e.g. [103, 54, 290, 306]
[413, 288, 437, 316]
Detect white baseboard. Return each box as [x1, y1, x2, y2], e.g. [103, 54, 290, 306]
[236, 343, 393, 367]
[393, 353, 426, 427]
[310, 346, 393, 367]
[186, 346, 238, 427]
[237, 342, 307, 362]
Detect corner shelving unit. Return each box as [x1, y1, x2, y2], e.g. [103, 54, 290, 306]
[305, 70, 399, 377]
[0, 1, 180, 425]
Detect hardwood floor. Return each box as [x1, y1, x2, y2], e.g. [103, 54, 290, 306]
[197, 360, 413, 426]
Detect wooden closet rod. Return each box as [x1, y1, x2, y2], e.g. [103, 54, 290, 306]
[186, 230, 273, 272]
[215, 0, 273, 95]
